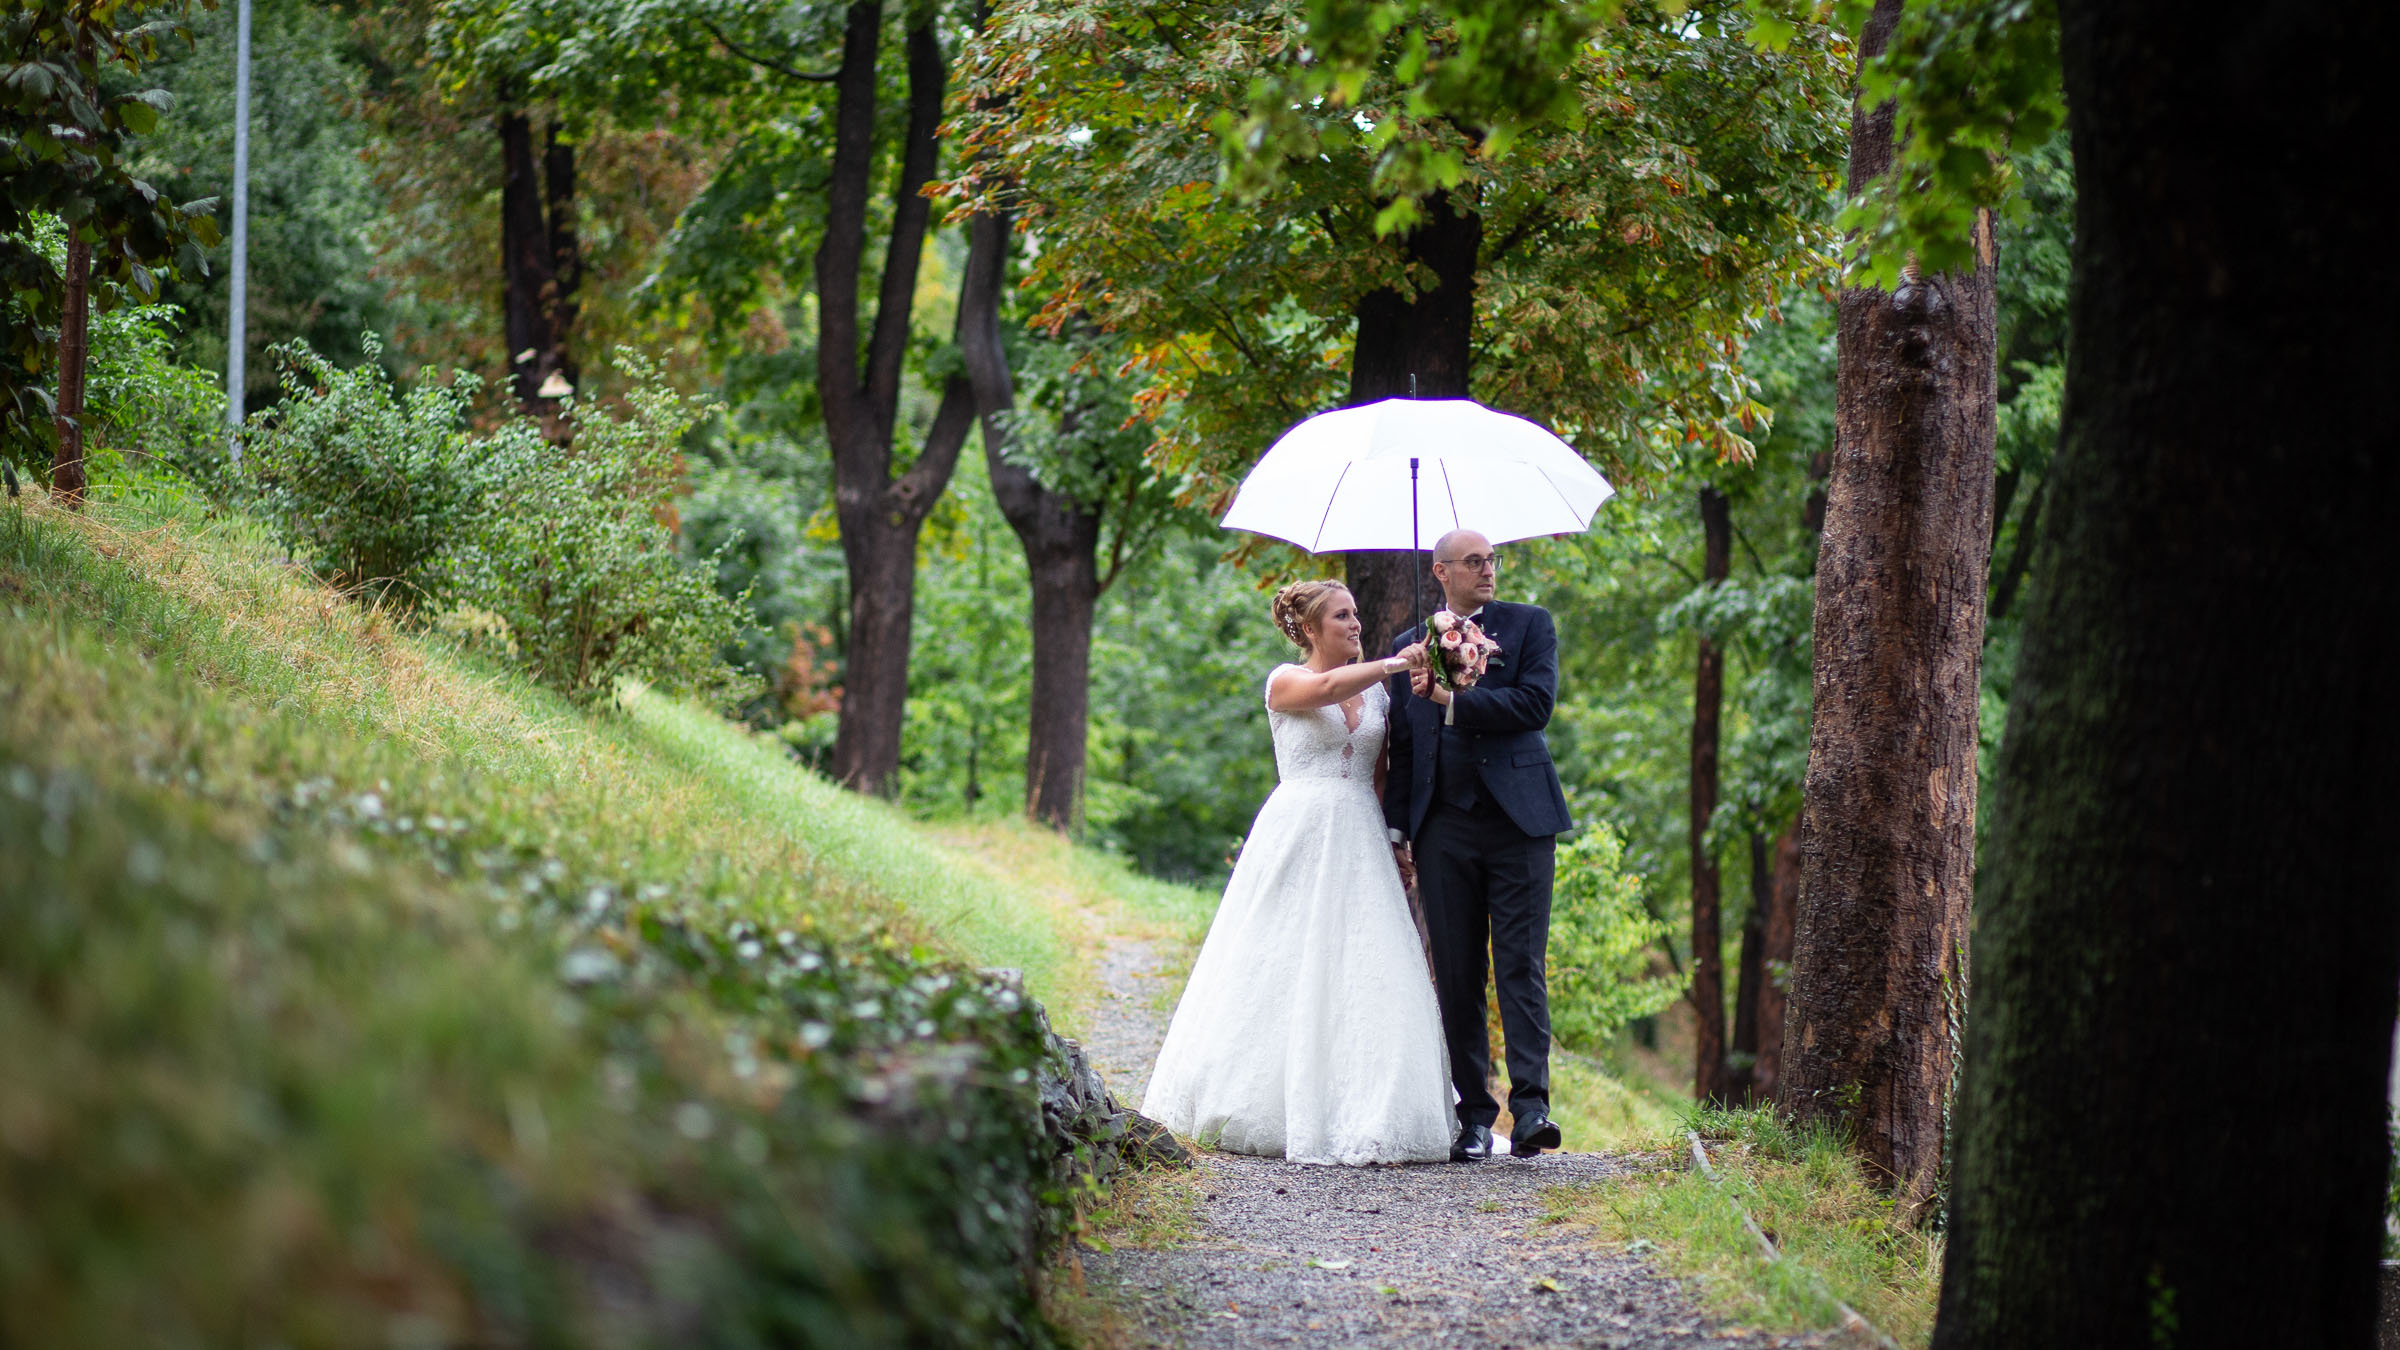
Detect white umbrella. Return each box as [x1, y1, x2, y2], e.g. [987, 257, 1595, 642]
[1219, 397, 1615, 555]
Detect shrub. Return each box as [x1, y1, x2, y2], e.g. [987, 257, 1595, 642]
[1549, 821, 1684, 1049]
[440, 357, 750, 705]
[84, 304, 231, 488]
[237, 340, 749, 705]
[243, 334, 479, 604]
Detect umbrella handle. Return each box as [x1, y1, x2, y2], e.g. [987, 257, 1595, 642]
[1410, 456, 1422, 632]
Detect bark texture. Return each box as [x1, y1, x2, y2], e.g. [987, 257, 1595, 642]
[819, 5, 975, 796]
[1931, 0, 2399, 1341]
[1344, 193, 1480, 644]
[49, 234, 91, 506]
[956, 206, 1101, 830]
[1777, 0, 1996, 1210]
[1689, 486, 1732, 1104]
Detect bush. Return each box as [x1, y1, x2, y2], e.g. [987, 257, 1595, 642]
[1549, 821, 1684, 1049]
[84, 304, 232, 488]
[441, 359, 749, 705]
[239, 340, 749, 705]
[243, 334, 479, 603]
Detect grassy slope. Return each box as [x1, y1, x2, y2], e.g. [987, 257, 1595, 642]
[17, 485, 1193, 1013]
[0, 485, 1209, 1346]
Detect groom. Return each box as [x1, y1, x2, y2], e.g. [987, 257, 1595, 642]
[1384, 529, 1574, 1161]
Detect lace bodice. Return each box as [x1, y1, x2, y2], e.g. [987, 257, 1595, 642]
[1265, 665, 1387, 784]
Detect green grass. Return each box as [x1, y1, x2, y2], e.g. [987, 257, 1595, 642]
[7, 485, 1138, 1009]
[1548, 1047, 1685, 1151]
[0, 482, 1208, 1346]
[1545, 1106, 1943, 1346]
[618, 689, 1073, 992]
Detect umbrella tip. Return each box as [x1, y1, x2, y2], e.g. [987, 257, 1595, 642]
[1409, 373, 1418, 398]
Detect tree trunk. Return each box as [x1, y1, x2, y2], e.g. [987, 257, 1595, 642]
[1757, 825, 1797, 1099]
[50, 234, 91, 507]
[497, 104, 556, 410]
[1777, 0, 1996, 1212]
[541, 123, 580, 391]
[1930, 1, 2399, 1342]
[1344, 192, 1480, 647]
[1729, 831, 1769, 1103]
[818, 5, 974, 797]
[1689, 485, 1732, 1104]
[1020, 521, 1100, 827]
[954, 204, 1100, 831]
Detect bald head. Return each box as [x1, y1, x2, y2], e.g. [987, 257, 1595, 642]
[1433, 528, 1490, 560]
[1430, 529, 1499, 612]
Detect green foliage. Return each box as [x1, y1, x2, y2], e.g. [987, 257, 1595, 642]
[242, 339, 749, 704]
[127, 0, 394, 401]
[1, 0, 221, 456]
[448, 361, 750, 706]
[243, 334, 483, 600]
[1663, 568, 1816, 840]
[1219, 0, 1613, 214]
[1829, 0, 2063, 285]
[955, 0, 1849, 501]
[1549, 821, 1685, 1049]
[0, 498, 1075, 1348]
[83, 301, 230, 481]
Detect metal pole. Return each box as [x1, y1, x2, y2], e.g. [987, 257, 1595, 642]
[226, 0, 251, 460]
[1410, 456, 1422, 628]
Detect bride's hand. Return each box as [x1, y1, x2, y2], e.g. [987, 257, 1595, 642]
[1394, 641, 1430, 670]
[1410, 668, 1451, 705]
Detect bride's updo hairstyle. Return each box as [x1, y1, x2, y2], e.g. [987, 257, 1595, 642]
[1272, 580, 1350, 653]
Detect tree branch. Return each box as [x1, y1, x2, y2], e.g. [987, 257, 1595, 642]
[863, 19, 948, 430]
[697, 15, 840, 83]
[1481, 201, 1552, 269]
[814, 1, 881, 472]
[896, 374, 979, 519]
[1730, 514, 1768, 575]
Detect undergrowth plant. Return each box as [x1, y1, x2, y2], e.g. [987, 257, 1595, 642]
[445, 358, 746, 705]
[241, 338, 748, 705]
[243, 333, 481, 603]
[1548, 821, 1684, 1049]
[1553, 1104, 1942, 1346]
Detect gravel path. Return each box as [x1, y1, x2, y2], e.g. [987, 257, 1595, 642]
[1072, 933, 1821, 1349]
[1078, 931, 1176, 1110]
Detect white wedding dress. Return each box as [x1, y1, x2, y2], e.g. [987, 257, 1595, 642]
[1141, 668, 1453, 1165]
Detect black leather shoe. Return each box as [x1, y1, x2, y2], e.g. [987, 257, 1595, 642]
[1450, 1123, 1494, 1162]
[1509, 1110, 1563, 1158]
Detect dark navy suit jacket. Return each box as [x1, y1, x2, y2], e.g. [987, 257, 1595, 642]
[1382, 600, 1575, 841]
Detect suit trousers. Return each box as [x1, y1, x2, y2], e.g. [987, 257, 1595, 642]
[1415, 799, 1555, 1128]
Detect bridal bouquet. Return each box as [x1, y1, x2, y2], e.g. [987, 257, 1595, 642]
[1425, 610, 1502, 723]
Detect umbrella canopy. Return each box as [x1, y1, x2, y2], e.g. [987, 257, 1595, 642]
[1218, 398, 1615, 553]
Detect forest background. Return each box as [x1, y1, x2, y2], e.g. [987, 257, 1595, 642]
[7, 0, 2068, 1075]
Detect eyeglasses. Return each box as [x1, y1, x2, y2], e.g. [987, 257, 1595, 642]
[1438, 554, 1500, 573]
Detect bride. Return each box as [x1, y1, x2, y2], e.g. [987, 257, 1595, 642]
[1142, 580, 1455, 1165]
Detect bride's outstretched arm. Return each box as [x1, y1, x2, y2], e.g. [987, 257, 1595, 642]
[1267, 644, 1427, 711]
